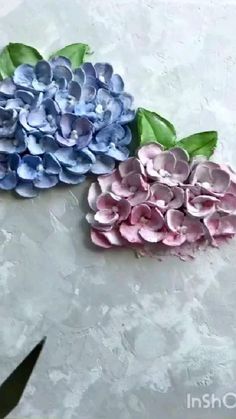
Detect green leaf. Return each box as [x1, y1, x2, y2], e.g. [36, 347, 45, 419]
[0, 43, 42, 79]
[177, 131, 218, 158]
[134, 107, 176, 150]
[50, 43, 92, 69]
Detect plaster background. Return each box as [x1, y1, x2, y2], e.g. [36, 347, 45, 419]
[1, 0, 236, 418]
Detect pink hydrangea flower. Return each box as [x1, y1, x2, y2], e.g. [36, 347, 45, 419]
[190, 161, 230, 196]
[138, 143, 190, 185]
[86, 143, 236, 256]
[120, 204, 164, 243]
[148, 183, 184, 211]
[163, 209, 204, 246]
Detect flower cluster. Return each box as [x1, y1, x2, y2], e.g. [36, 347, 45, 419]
[87, 143, 236, 252]
[0, 58, 134, 197]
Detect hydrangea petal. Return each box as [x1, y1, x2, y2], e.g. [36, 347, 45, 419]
[90, 155, 115, 175]
[138, 143, 163, 166]
[0, 172, 17, 190]
[15, 180, 38, 198]
[59, 168, 85, 184]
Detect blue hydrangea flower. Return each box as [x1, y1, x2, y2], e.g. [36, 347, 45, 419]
[56, 113, 93, 148]
[0, 56, 135, 197]
[16, 153, 60, 195]
[89, 123, 131, 161]
[54, 146, 94, 183]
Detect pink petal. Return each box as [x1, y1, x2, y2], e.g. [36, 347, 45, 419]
[190, 164, 211, 185]
[204, 212, 220, 237]
[211, 169, 230, 195]
[146, 207, 164, 231]
[98, 170, 121, 192]
[119, 223, 143, 243]
[173, 160, 190, 183]
[166, 209, 184, 232]
[139, 228, 165, 243]
[219, 215, 236, 235]
[220, 164, 236, 183]
[130, 204, 151, 225]
[163, 232, 186, 246]
[91, 229, 112, 248]
[153, 151, 175, 173]
[112, 180, 133, 198]
[119, 157, 145, 177]
[227, 181, 236, 196]
[88, 182, 101, 211]
[126, 173, 148, 189]
[183, 216, 204, 242]
[117, 199, 131, 221]
[218, 194, 236, 214]
[96, 192, 119, 210]
[169, 186, 184, 209]
[137, 143, 163, 166]
[128, 190, 150, 206]
[146, 160, 160, 179]
[86, 213, 113, 231]
[150, 183, 173, 206]
[102, 229, 124, 246]
[170, 147, 189, 162]
[186, 191, 219, 217]
[94, 209, 119, 225]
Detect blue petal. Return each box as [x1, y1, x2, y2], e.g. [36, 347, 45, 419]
[13, 64, 34, 87]
[74, 68, 85, 85]
[96, 123, 125, 144]
[0, 172, 17, 190]
[69, 81, 81, 100]
[54, 148, 77, 166]
[119, 126, 132, 145]
[41, 135, 59, 153]
[17, 155, 41, 180]
[27, 134, 44, 154]
[118, 110, 136, 124]
[119, 93, 133, 109]
[89, 141, 108, 153]
[81, 84, 96, 102]
[56, 132, 76, 147]
[5, 98, 24, 110]
[19, 109, 34, 132]
[66, 161, 91, 175]
[106, 146, 129, 161]
[43, 98, 60, 117]
[79, 147, 96, 163]
[81, 63, 96, 79]
[34, 172, 58, 189]
[59, 168, 86, 185]
[50, 56, 72, 69]
[15, 89, 35, 104]
[53, 65, 73, 83]
[96, 88, 112, 105]
[108, 99, 122, 123]
[94, 63, 113, 83]
[43, 153, 61, 174]
[27, 107, 46, 128]
[74, 117, 93, 149]
[60, 113, 75, 138]
[55, 90, 71, 113]
[9, 153, 21, 170]
[35, 60, 52, 85]
[90, 155, 115, 174]
[110, 74, 124, 93]
[0, 77, 16, 97]
[15, 180, 38, 198]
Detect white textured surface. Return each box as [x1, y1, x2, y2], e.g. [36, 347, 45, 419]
[1, 0, 236, 418]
